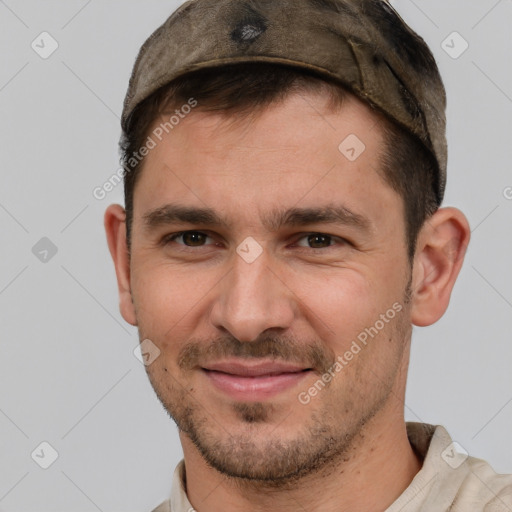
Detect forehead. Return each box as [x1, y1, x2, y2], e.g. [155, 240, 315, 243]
[132, 90, 402, 229]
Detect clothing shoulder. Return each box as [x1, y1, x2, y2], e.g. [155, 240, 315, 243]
[455, 456, 512, 511]
[150, 499, 171, 512]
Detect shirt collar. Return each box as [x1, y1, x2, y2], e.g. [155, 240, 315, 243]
[164, 422, 469, 512]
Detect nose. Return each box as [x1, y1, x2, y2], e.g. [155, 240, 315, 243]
[209, 248, 296, 342]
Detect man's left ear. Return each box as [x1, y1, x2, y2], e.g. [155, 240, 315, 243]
[410, 207, 471, 327]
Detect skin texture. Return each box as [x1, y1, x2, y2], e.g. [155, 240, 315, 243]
[105, 91, 470, 512]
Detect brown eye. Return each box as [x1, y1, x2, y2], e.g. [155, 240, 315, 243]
[180, 231, 208, 246]
[164, 231, 211, 247]
[293, 232, 349, 251]
[308, 235, 332, 249]
[305, 234, 333, 249]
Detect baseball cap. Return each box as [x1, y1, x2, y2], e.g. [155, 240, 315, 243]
[122, 0, 447, 204]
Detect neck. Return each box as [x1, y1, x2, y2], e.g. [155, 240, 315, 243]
[180, 409, 423, 512]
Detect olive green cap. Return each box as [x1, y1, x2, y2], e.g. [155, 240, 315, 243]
[122, 0, 447, 203]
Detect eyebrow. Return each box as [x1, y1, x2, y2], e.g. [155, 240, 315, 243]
[142, 203, 372, 234]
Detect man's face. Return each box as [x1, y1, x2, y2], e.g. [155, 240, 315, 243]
[128, 91, 414, 482]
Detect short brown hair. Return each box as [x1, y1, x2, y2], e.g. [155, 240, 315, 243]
[120, 63, 439, 262]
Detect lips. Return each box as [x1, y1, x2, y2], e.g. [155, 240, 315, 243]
[203, 360, 308, 376]
[201, 360, 312, 400]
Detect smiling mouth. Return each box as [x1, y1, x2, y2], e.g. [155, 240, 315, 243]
[201, 360, 313, 400]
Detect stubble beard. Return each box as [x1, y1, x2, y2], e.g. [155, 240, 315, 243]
[141, 280, 413, 487]
[145, 335, 410, 486]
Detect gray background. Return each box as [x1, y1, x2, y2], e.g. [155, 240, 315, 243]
[0, 1, 511, 511]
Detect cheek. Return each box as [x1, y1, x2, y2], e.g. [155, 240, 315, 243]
[130, 263, 216, 345]
[297, 267, 372, 317]
[294, 267, 405, 350]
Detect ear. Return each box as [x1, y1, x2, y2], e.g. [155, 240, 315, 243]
[104, 204, 137, 326]
[410, 207, 470, 327]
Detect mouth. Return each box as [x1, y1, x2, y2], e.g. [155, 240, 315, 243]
[201, 360, 313, 401]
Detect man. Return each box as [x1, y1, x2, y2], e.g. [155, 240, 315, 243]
[104, 0, 512, 510]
